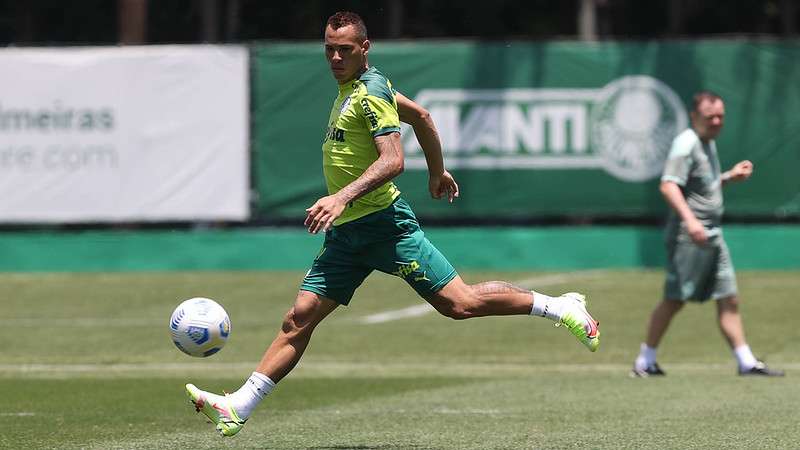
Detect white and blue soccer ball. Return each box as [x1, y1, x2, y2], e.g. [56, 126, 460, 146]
[169, 297, 231, 357]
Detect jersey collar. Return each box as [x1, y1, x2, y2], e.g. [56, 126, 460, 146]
[337, 66, 376, 94]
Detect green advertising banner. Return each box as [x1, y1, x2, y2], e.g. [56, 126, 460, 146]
[252, 40, 800, 221]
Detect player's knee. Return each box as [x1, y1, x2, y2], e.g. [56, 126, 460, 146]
[281, 298, 318, 336]
[280, 308, 303, 335]
[431, 296, 477, 320]
[427, 280, 481, 320]
[663, 299, 685, 313]
[724, 295, 739, 306]
[717, 295, 740, 311]
[439, 304, 472, 320]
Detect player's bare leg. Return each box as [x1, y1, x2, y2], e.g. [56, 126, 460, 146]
[645, 299, 684, 348]
[632, 299, 683, 377]
[716, 296, 746, 348]
[427, 276, 532, 318]
[187, 291, 339, 436]
[427, 276, 600, 351]
[256, 291, 339, 382]
[717, 296, 783, 376]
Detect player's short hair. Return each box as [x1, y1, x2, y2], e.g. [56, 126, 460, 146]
[326, 11, 368, 42]
[692, 91, 723, 112]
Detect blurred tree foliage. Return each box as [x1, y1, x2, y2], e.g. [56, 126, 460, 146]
[0, 0, 795, 45]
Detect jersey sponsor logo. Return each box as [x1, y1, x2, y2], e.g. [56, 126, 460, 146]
[324, 126, 345, 142]
[360, 98, 379, 130]
[413, 271, 431, 282]
[400, 75, 687, 182]
[339, 97, 352, 114]
[392, 260, 421, 279]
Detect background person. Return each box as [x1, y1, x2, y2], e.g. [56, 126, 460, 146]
[632, 91, 783, 378]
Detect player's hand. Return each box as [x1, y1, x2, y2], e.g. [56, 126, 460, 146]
[727, 160, 753, 182]
[304, 194, 346, 234]
[686, 218, 708, 246]
[429, 170, 460, 203]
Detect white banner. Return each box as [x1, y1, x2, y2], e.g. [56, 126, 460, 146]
[0, 45, 249, 223]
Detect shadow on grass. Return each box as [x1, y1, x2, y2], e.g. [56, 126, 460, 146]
[266, 376, 479, 412]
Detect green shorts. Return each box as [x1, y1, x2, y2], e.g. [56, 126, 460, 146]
[664, 229, 738, 302]
[300, 197, 458, 305]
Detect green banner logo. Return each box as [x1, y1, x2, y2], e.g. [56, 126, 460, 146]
[402, 75, 687, 182]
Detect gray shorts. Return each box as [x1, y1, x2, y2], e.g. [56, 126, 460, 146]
[664, 230, 738, 302]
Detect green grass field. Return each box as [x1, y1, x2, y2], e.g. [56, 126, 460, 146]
[0, 269, 796, 449]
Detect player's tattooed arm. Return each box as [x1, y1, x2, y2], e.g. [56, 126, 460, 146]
[396, 93, 459, 202]
[304, 132, 403, 234]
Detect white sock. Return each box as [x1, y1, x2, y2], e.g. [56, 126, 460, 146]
[733, 344, 758, 371]
[634, 343, 657, 371]
[228, 372, 276, 419]
[530, 291, 567, 322]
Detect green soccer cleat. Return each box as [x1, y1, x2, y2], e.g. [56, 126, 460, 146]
[555, 292, 600, 352]
[186, 383, 246, 437]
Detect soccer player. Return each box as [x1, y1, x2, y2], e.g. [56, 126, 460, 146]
[631, 91, 783, 378]
[186, 11, 600, 437]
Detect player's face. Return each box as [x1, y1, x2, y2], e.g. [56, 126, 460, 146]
[691, 99, 725, 140]
[324, 25, 369, 83]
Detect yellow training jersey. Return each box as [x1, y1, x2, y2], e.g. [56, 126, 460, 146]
[322, 66, 402, 225]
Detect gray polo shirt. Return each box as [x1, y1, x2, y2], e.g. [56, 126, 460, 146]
[661, 128, 724, 239]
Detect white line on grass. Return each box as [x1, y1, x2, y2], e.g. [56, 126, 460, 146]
[511, 270, 609, 289]
[359, 304, 435, 324]
[433, 407, 501, 415]
[0, 318, 161, 327]
[0, 317, 266, 328]
[357, 270, 608, 324]
[2, 361, 797, 378]
[0, 271, 610, 328]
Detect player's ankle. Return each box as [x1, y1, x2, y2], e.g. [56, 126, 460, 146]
[228, 372, 276, 419]
[530, 291, 565, 321]
[635, 343, 657, 370]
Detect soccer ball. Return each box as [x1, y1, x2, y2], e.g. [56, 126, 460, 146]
[169, 297, 231, 357]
